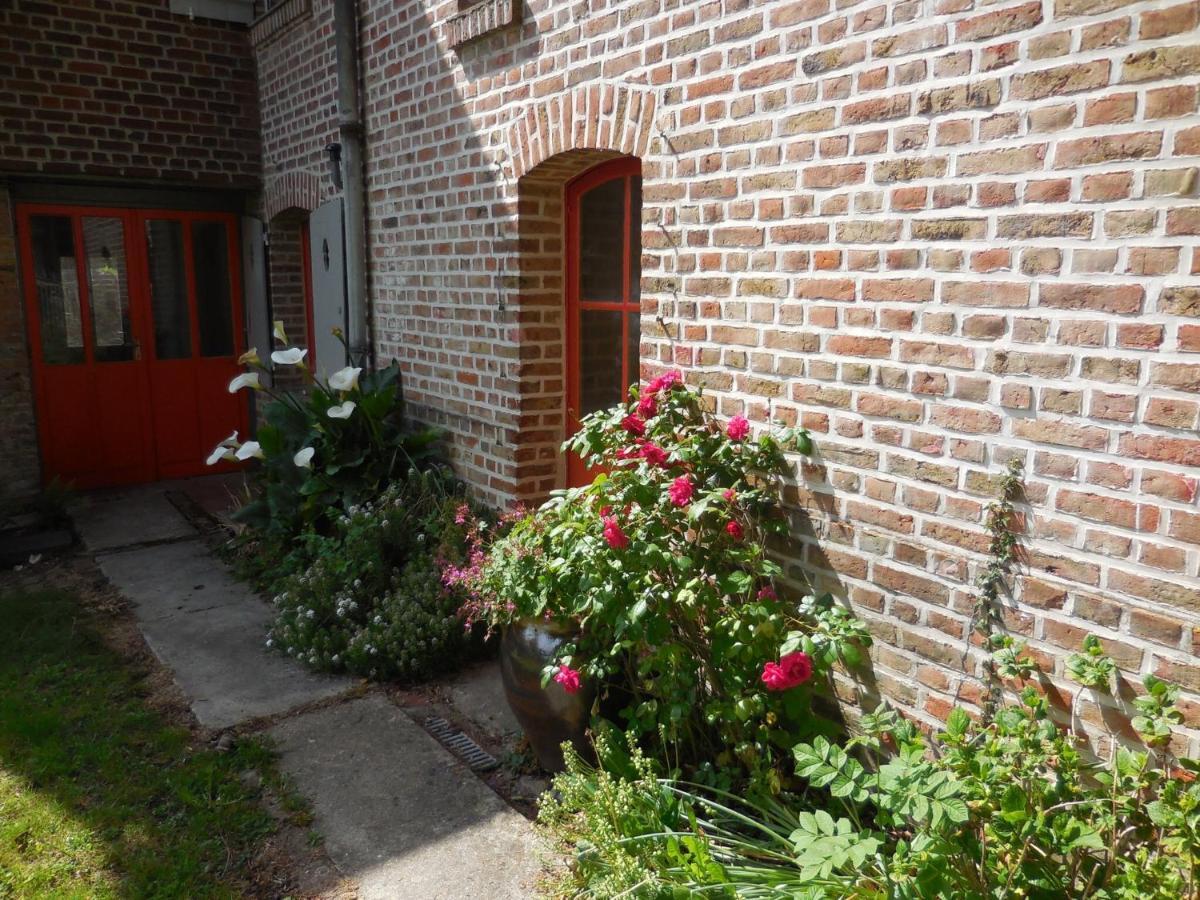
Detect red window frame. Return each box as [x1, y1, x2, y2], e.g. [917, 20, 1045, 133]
[564, 156, 642, 488]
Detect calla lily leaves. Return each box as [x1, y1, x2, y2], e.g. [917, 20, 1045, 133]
[234, 441, 265, 461]
[328, 366, 363, 392]
[294, 446, 315, 468]
[327, 401, 356, 419]
[271, 348, 308, 366]
[229, 372, 261, 393]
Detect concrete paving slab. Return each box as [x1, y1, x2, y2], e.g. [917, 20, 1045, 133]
[271, 695, 540, 900]
[445, 659, 522, 741]
[99, 542, 350, 729]
[73, 486, 196, 551]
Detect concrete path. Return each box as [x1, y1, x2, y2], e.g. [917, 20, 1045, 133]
[73, 477, 541, 899]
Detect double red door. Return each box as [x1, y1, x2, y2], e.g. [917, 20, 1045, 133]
[17, 204, 248, 489]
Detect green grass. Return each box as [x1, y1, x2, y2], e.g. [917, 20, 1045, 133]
[0, 588, 282, 898]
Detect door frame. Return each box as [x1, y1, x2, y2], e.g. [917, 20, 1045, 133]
[16, 201, 248, 487]
[564, 156, 642, 487]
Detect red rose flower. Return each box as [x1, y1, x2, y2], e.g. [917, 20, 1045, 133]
[761, 651, 813, 691]
[621, 413, 646, 436]
[646, 369, 683, 394]
[602, 515, 629, 550]
[722, 488, 736, 502]
[554, 664, 582, 694]
[637, 393, 657, 418]
[726, 415, 750, 441]
[725, 520, 744, 540]
[757, 586, 777, 602]
[667, 475, 694, 507]
[639, 441, 669, 466]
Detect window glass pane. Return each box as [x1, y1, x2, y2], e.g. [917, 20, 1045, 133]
[579, 177, 624, 301]
[29, 216, 84, 365]
[83, 217, 134, 363]
[145, 219, 191, 360]
[626, 312, 640, 396]
[628, 175, 642, 303]
[579, 309, 623, 416]
[192, 221, 234, 357]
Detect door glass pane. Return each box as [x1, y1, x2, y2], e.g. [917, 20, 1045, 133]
[192, 221, 234, 357]
[145, 219, 191, 360]
[579, 177, 624, 301]
[29, 216, 84, 365]
[82, 217, 134, 363]
[580, 309, 623, 416]
[628, 175, 642, 302]
[625, 312, 640, 396]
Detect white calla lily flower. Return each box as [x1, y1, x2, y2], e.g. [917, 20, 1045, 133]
[220, 429, 239, 448]
[273, 320, 288, 344]
[294, 446, 315, 468]
[237, 347, 261, 366]
[271, 347, 308, 366]
[228, 372, 261, 393]
[327, 401, 356, 419]
[234, 441, 264, 461]
[328, 366, 363, 392]
[206, 445, 236, 466]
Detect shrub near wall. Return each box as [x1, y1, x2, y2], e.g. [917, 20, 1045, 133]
[258, 0, 1200, 747]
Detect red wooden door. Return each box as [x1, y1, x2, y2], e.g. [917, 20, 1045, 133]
[565, 157, 643, 487]
[18, 204, 247, 488]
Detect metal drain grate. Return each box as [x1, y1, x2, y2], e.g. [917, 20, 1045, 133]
[424, 716, 499, 772]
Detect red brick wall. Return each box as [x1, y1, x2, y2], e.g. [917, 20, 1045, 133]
[0, 0, 260, 185]
[261, 0, 1200, 749]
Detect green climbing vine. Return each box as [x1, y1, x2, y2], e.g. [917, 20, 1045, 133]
[968, 456, 1025, 722]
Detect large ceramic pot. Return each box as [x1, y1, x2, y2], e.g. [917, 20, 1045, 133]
[499, 618, 595, 773]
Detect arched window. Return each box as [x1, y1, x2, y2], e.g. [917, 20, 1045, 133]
[565, 157, 642, 487]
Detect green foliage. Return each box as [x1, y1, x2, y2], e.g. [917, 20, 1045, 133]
[0, 587, 280, 898]
[1134, 674, 1184, 746]
[466, 376, 870, 783]
[1066, 633, 1118, 692]
[229, 358, 443, 547]
[266, 472, 481, 681]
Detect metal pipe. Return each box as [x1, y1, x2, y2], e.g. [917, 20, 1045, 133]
[332, 0, 371, 367]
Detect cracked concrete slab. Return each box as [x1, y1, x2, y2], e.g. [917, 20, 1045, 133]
[271, 694, 541, 900]
[73, 486, 197, 551]
[99, 541, 350, 729]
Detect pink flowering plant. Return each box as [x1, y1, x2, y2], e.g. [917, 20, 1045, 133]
[465, 372, 870, 782]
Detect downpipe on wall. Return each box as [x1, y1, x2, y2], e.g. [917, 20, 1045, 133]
[332, 0, 371, 368]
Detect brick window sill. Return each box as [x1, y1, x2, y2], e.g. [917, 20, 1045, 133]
[251, 0, 311, 46]
[446, 0, 519, 49]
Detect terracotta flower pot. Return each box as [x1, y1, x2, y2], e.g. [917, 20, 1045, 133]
[499, 618, 594, 773]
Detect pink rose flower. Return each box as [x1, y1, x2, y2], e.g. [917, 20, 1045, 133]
[554, 664, 582, 694]
[725, 520, 744, 540]
[602, 515, 629, 550]
[780, 651, 813, 685]
[761, 651, 813, 691]
[726, 415, 750, 441]
[757, 586, 777, 602]
[668, 475, 694, 507]
[639, 442, 669, 467]
[637, 393, 657, 418]
[722, 488, 736, 502]
[647, 369, 683, 395]
[621, 414, 646, 436]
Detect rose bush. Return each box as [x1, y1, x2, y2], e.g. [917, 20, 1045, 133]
[456, 373, 870, 785]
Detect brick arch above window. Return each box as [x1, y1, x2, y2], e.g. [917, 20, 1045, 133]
[498, 81, 658, 183]
[262, 169, 323, 222]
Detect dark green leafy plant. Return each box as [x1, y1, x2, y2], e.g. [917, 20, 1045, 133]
[212, 325, 443, 568]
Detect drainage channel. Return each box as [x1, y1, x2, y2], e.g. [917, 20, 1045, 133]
[424, 715, 499, 772]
